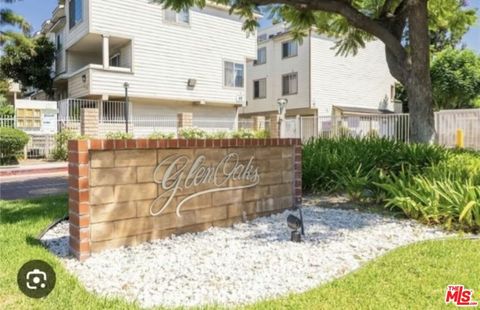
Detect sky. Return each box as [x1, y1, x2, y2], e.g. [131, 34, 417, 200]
[1, 0, 480, 53]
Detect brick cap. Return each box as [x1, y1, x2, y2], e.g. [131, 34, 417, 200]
[68, 138, 301, 151]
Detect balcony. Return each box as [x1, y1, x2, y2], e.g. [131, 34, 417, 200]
[62, 33, 133, 98]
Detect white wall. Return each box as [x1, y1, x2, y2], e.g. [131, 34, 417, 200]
[65, 0, 90, 49]
[87, 0, 256, 105]
[246, 33, 310, 114]
[310, 34, 396, 115]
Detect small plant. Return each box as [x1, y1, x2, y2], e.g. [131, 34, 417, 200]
[148, 131, 175, 139]
[205, 131, 230, 139]
[0, 127, 29, 165]
[178, 127, 208, 139]
[253, 129, 270, 139]
[231, 128, 255, 138]
[105, 131, 134, 140]
[51, 130, 78, 161]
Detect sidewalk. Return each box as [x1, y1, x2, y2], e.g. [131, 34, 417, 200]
[0, 162, 68, 177]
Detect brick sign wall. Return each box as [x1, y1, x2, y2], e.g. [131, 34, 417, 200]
[68, 139, 302, 260]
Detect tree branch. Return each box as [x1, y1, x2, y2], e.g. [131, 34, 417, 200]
[250, 0, 407, 64]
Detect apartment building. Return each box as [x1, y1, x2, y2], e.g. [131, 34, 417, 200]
[39, 0, 257, 125]
[243, 23, 397, 118]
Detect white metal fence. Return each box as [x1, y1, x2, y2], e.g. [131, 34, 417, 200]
[435, 109, 480, 150]
[297, 114, 410, 143]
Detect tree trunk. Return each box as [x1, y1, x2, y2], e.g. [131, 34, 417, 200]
[406, 0, 435, 143]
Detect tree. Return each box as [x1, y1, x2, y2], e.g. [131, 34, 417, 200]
[0, 0, 55, 97]
[431, 48, 480, 110]
[154, 0, 476, 143]
[0, 36, 56, 97]
[1, 6, 32, 47]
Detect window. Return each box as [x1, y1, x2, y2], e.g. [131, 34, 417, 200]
[257, 34, 267, 43]
[109, 53, 121, 67]
[254, 47, 266, 65]
[224, 61, 244, 88]
[390, 85, 396, 100]
[282, 40, 298, 58]
[16, 109, 41, 128]
[282, 73, 298, 95]
[164, 8, 189, 24]
[56, 34, 62, 50]
[69, 0, 83, 29]
[253, 79, 266, 99]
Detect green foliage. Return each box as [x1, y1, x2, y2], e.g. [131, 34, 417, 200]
[206, 131, 229, 139]
[0, 127, 29, 165]
[231, 128, 255, 139]
[303, 136, 480, 231]
[0, 97, 14, 116]
[431, 48, 480, 110]
[0, 36, 55, 96]
[178, 127, 208, 139]
[253, 129, 270, 139]
[428, 0, 478, 52]
[147, 131, 175, 139]
[51, 130, 77, 161]
[105, 131, 134, 140]
[178, 128, 269, 139]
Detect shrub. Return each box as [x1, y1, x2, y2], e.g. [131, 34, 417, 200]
[0, 127, 29, 165]
[206, 131, 229, 139]
[105, 131, 133, 140]
[231, 128, 255, 139]
[253, 129, 270, 139]
[376, 168, 480, 232]
[148, 132, 175, 139]
[178, 127, 208, 139]
[302, 136, 480, 231]
[51, 130, 77, 161]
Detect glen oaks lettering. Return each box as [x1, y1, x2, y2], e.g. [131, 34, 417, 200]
[149, 153, 260, 216]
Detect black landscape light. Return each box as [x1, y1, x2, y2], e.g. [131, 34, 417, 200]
[287, 206, 304, 242]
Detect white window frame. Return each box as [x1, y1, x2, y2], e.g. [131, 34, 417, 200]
[254, 47, 267, 66]
[109, 53, 121, 67]
[69, 0, 83, 29]
[282, 40, 298, 59]
[253, 78, 267, 99]
[282, 73, 298, 96]
[223, 61, 244, 88]
[164, 8, 190, 25]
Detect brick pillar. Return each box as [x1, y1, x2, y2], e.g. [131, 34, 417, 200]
[80, 108, 99, 137]
[68, 140, 91, 261]
[177, 112, 193, 136]
[293, 142, 302, 206]
[268, 114, 280, 138]
[252, 116, 265, 131]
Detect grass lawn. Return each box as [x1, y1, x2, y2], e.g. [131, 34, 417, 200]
[1, 195, 479, 309]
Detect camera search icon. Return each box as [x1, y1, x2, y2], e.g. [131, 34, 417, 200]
[17, 260, 56, 298]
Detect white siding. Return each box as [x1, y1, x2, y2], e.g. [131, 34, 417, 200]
[246, 34, 310, 114]
[132, 100, 236, 119]
[88, 0, 256, 104]
[68, 69, 90, 98]
[65, 0, 90, 49]
[310, 34, 396, 115]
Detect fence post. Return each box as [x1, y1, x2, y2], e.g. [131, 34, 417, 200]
[80, 108, 99, 137]
[296, 115, 301, 139]
[252, 116, 265, 131]
[177, 112, 193, 136]
[268, 114, 281, 138]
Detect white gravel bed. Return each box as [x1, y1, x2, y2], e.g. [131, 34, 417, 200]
[41, 203, 450, 308]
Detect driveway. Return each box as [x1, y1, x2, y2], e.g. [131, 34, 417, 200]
[0, 173, 68, 200]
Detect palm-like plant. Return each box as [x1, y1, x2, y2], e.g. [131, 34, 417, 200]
[0, 0, 32, 46]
